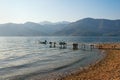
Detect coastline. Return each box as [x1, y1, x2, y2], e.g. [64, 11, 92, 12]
[16, 49, 104, 80]
[3, 43, 120, 80]
[62, 43, 120, 80]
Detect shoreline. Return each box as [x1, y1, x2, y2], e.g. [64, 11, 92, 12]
[62, 43, 120, 80]
[19, 49, 105, 80]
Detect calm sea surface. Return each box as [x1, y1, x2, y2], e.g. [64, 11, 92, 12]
[0, 36, 119, 80]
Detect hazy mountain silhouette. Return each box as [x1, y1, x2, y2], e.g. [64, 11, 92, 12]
[0, 21, 69, 36]
[39, 21, 70, 34]
[55, 18, 120, 36]
[0, 18, 120, 36]
[0, 22, 47, 36]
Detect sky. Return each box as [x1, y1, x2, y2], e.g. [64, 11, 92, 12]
[0, 0, 120, 23]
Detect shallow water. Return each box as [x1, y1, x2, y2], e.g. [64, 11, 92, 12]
[0, 36, 119, 80]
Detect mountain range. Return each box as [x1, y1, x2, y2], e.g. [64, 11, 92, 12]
[0, 18, 120, 36]
[55, 18, 120, 36]
[0, 21, 69, 36]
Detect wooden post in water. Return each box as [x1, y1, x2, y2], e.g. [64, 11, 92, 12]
[63, 42, 67, 49]
[53, 42, 56, 48]
[90, 44, 94, 51]
[73, 43, 78, 50]
[59, 42, 62, 49]
[49, 42, 52, 48]
[98, 45, 102, 49]
[59, 42, 67, 49]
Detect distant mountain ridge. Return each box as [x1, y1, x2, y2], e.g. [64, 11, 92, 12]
[55, 18, 120, 36]
[0, 18, 120, 36]
[0, 21, 69, 36]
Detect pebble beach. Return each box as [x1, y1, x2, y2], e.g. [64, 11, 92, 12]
[62, 43, 120, 80]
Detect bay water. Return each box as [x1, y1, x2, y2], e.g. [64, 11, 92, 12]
[0, 36, 119, 80]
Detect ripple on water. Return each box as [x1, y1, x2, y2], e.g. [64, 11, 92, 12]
[0, 37, 106, 80]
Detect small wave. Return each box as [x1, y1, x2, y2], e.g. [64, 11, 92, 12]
[4, 56, 86, 80]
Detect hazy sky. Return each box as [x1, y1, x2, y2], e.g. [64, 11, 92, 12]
[0, 0, 120, 23]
